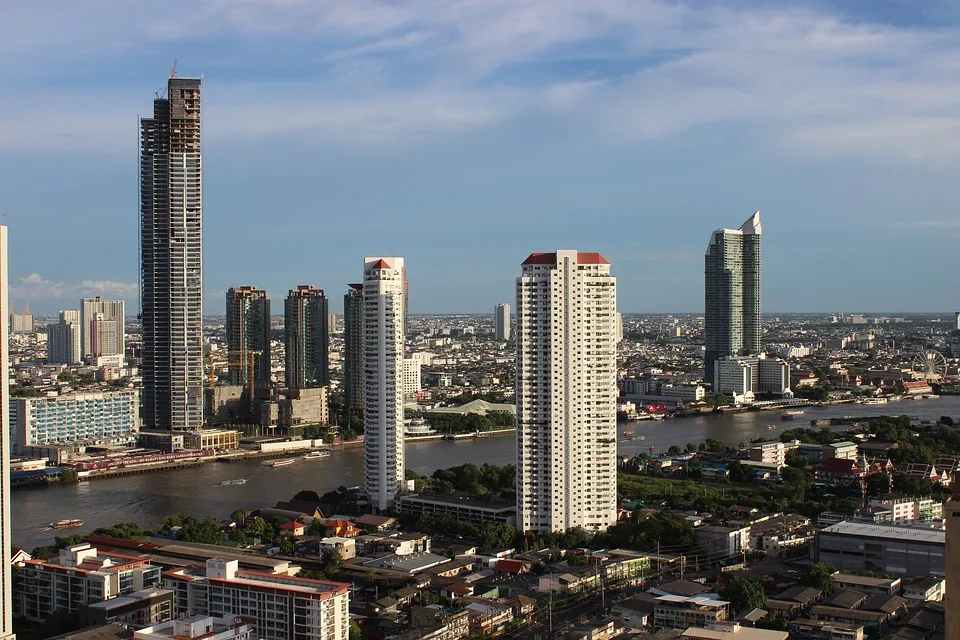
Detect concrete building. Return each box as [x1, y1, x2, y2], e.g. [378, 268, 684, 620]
[704, 211, 762, 383]
[790, 619, 864, 640]
[654, 595, 730, 630]
[494, 303, 510, 341]
[163, 559, 350, 640]
[824, 441, 858, 461]
[0, 227, 12, 640]
[363, 257, 406, 512]
[815, 522, 945, 576]
[140, 76, 204, 431]
[750, 441, 786, 466]
[396, 494, 518, 527]
[16, 544, 162, 622]
[683, 622, 787, 640]
[134, 614, 254, 640]
[696, 525, 751, 557]
[225, 286, 271, 386]
[10, 390, 140, 449]
[516, 250, 618, 532]
[81, 297, 125, 359]
[402, 358, 422, 396]
[284, 285, 329, 389]
[10, 303, 33, 334]
[46, 314, 82, 364]
[713, 355, 792, 403]
[343, 284, 364, 423]
[946, 501, 960, 640]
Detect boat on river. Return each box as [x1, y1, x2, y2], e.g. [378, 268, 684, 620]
[266, 458, 296, 468]
[44, 519, 83, 531]
[219, 479, 247, 486]
[303, 450, 331, 460]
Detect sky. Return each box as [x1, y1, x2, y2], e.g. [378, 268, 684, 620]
[1, 0, 958, 315]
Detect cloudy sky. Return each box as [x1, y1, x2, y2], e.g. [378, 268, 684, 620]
[0, 0, 957, 314]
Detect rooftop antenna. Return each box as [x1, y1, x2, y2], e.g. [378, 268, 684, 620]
[169, 58, 179, 79]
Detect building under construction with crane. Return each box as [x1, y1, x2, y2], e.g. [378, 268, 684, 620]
[225, 286, 271, 387]
[140, 69, 204, 431]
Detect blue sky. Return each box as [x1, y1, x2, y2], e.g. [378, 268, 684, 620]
[1, 0, 958, 314]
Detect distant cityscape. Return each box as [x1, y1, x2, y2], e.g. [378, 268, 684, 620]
[1, 72, 959, 640]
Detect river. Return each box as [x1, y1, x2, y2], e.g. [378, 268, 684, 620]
[13, 396, 960, 551]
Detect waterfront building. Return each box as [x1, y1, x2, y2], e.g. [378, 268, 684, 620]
[163, 559, 350, 640]
[494, 303, 510, 341]
[140, 75, 204, 431]
[46, 312, 82, 364]
[705, 211, 762, 383]
[343, 284, 364, 421]
[815, 522, 944, 575]
[81, 297, 125, 359]
[16, 544, 162, 622]
[713, 354, 791, 403]
[284, 285, 329, 389]
[0, 227, 12, 639]
[363, 257, 405, 512]
[516, 250, 618, 532]
[10, 389, 140, 450]
[225, 286, 271, 386]
[10, 303, 33, 334]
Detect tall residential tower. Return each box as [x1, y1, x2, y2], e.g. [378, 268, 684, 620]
[284, 286, 329, 389]
[140, 76, 204, 431]
[704, 212, 762, 384]
[226, 286, 271, 386]
[0, 228, 15, 639]
[494, 303, 510, 341]
[363, 257, 405, 512]
[515, 251, 618, 533]
[81, 297, 125, 359]
[343, 284, 364, 424]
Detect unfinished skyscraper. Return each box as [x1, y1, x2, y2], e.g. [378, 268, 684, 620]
[226, 286, 272, 387]
[140, 75, 204, 431]
[343, 284, 364, 423]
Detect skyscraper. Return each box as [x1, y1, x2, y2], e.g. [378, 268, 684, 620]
[226, 286, 271, 387]
[515, 250, 618, 533]
[363, 257, 405, 512]
[494, 303, 510, 341]
[284, 286, 329, 389]
[81, 297, 125, 359]
[0, 227, 15, 639]
[704, 211, 762, 384]
[46, 314, 81, 365]
[343, 284, 364, 423]
[140, 75, 204, 431]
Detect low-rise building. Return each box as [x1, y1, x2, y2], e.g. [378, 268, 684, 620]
[134, 614, 255, 640]
[79, 589, 174, 629]
[16, 544, 162, 622]
[396, 494, 517, 526]
[163, 559, 350, 640]
[749, 442, 785, 466]
[814, 523, 944, 576]
[654, 595, 730, 630]
[682, 622, 787, 640]
[902, 576, 945, 602]
[319, 537, 357, 560]
[831, 574, 901, 596]
[696, 526, 751, 557]
[789, 619, 864, 640]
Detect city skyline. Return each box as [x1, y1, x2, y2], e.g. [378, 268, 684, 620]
[2, 1, 959, 314]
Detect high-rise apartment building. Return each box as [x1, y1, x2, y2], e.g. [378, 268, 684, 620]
[343, 284, 364, 421]
[515, 250, 618, 533]
[284, 286, 329, 389]
[140, 75, 204, 431]
[81, 297, 125, 358]
[0, 228, 13, 639]
[494, 303, 510, 341]
[704, 211, 762, 384]
[10, 303, 33, 334]
[225, 287, 271, 387]
[46, 313, 82, 365]
[363, 257, 405, 512]
[946, 501, 960, 639]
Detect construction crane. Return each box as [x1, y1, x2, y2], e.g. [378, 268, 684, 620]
[207, 349, 263, 401]
[169, 58, 179, 79]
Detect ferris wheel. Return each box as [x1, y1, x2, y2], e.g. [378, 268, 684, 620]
[912, 349, 948, 381]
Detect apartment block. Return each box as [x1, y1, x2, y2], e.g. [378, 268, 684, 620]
[81, 297, 125, 359]
[10, 390, 140, 450]
[285, 285, 329, 389]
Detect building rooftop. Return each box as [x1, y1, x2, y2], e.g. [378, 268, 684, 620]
[682, 624, 786, 640]
[833, 573, 900, 587]
[821, 522, 945, 544]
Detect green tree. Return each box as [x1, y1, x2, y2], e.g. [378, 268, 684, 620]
[756, 614, 790, 631]
[293, 490, 321, 502]
[686, 443, 697, 452]
[940, 416, 955, 427]
[721, 576, 766, 613]
[319, 550, 344, 578]
[804, 562, 836, 593]
[667, 445, 682, 455]
[349, 621, 362, 640]
[781, 466, 810, 502]
[247, 516, 267, 539]
[231, 509, 247, 523]
[785, 449, 809, 469]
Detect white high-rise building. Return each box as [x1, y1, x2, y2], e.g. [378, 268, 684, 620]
[81, 297, 125, 359]
[494, 303, 510, 341]
[363, 257, 406, 512]
[401, 358, 422, 397]
[0, 227, 14, 639]
[516, 250, 618, 533]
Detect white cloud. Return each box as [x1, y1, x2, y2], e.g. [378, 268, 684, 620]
[10, 273, 138, 306]
[2, 1, 960, 161]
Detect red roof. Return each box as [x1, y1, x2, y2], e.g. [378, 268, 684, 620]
[495, 559, 530, 574]
[521, 252, 609, 266]
[369, 259, 391, 270]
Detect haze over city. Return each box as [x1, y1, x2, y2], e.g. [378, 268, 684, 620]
[1, 0, 958, 314]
